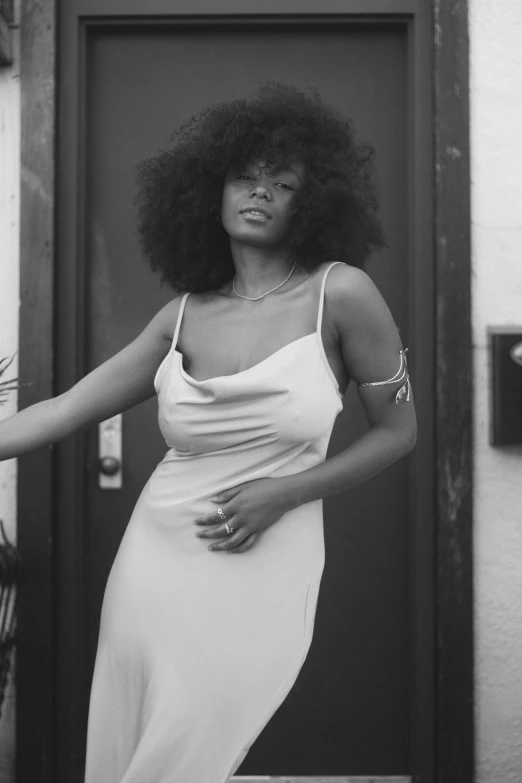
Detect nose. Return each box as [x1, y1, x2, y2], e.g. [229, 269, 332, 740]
[250, 179, 272, 201]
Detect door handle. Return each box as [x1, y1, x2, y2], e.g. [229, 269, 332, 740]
[98, 414, 122, 489]
[509, 340, 522, 366]
[98, 456, 121, 476]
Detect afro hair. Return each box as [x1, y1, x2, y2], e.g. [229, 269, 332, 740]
[134, 82, 385, 293]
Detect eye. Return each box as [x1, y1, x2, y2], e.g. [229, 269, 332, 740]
[276, 182, 295, 191]
[237, 174, 254, 181]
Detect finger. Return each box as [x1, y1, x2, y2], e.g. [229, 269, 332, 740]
[194, 515, 222, 527]
[194, 511, 231, 526]
[209, 487, 240, 504]
[196, 523, 241, 540]
[195, 502, 235, 527]
[228, 533, 259, 554]
[208, 528, 250, 552]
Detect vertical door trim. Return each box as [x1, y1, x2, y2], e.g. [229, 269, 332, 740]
[433, 2, 474, 782]
[17, 3, 473, 783]
[17, 1, 56, 781]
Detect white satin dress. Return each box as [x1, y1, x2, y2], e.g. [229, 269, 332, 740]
[84, 261, 345, 783]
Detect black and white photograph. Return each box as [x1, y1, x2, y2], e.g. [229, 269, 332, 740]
[0, 1, 516, 782]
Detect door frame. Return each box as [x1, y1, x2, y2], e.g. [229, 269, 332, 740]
[17, 2, 472, 782]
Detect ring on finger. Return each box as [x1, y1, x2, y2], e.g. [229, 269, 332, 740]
[216, 507, 228, 523]
[225, 521, 235, 535]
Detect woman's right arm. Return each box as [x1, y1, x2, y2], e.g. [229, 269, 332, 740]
[0, 296, 182, 462]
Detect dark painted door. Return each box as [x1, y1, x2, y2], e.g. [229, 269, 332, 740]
[81, 24, 414, 778]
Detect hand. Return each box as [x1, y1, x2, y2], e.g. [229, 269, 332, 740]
[194, 477, 294, 554]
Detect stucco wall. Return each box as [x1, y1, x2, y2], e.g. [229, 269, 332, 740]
[470, 1, 522, 781]
[0, 4, 20, 782]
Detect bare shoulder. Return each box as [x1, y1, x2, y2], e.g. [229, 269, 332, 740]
[152, 294, 186, 343]
[324, 263, 394, 333]
[323, 262, 405, 380]
[325, 262, 381, 305]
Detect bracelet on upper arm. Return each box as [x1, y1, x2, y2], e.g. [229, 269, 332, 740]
[357, 348, 411, 404]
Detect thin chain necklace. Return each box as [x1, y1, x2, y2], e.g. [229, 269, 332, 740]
[232, 260, 297, 301]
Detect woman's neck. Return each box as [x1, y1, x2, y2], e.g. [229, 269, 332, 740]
[229, 243, 295, 299]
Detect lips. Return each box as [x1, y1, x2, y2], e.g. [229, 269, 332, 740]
[240, 205, 272, 219]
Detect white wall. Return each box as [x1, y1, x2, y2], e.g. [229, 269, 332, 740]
[470, 1, 522, 781]
[0, 3, 20, 781]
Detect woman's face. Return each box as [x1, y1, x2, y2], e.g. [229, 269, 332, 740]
[221, 159, 304, 249]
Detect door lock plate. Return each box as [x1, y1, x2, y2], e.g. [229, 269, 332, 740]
[98, 414, 122, 489]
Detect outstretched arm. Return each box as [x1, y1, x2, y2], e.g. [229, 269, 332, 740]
[0, 296, 182, 462]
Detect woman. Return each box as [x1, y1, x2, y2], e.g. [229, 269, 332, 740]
[0, 83, 416, 782]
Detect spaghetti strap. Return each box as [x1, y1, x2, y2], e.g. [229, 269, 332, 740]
[314, 262, 345, 399]
[172, 292, 191, 350]
[316, 262, 345, 333]
[153, 292, 191, 394]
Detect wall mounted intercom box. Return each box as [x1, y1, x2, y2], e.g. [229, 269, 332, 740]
[489, 327, 522, 446]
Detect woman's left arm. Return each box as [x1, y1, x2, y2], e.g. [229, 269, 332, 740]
[196, 266, 417, 552]
[279, 264, 417, 509]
